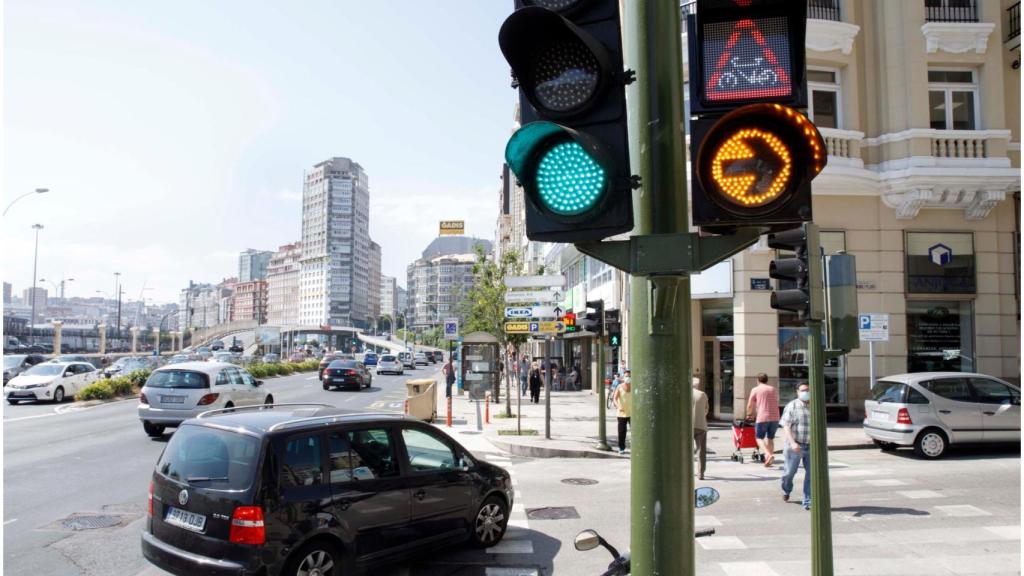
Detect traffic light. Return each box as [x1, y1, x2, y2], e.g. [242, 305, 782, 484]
[768, 223, 823, 321]
[578, 299, 604, 334]
[605, 309, 621, 347]
[686, 0, 826, 232]
[562, 311, 577, 333]
[500, 0, 635, 242]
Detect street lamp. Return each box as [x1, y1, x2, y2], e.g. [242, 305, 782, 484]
[39, 276, 75, 300]
[156, 306, 180, 356]
[3, 188, 48, 217]
[114, 272, 122, 338]
[29, 224, 44, 345]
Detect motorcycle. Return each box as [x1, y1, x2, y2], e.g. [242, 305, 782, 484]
[574, 487, 720, 576]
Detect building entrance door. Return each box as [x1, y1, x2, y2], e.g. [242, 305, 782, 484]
[702, 337, 735, 420]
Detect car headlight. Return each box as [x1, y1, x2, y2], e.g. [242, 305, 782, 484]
[27, 382, 51, 389]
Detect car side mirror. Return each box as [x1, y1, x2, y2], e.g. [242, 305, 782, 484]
[255, 380, 263, 387]
[64, 372, 74, 378]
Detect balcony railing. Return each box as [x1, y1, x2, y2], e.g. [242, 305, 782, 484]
[808, 0, 840, 21]
[930, 130, 1004, 159]
[1008, 2, 1021, 42]
[925, 0, 979, 23]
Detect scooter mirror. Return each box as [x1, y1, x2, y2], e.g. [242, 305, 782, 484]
[574, 529, 602, 551]
[695, 487, 720, 508]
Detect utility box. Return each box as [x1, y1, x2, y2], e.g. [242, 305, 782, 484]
[405, 379, 437, 422]
[824, 253, 859, 353]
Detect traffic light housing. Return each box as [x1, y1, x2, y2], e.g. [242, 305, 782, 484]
[562, 311, 577, 333]
[500, 1, 635, 242]
[768, 223, 823, 321]
[578, 299, 604, 334]
[605, 309, 621, 347]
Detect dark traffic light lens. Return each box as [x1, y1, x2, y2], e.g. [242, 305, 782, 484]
[536, 140, 606, 215]
[533, 39, 600, 112]
[528, 0, 586, 10]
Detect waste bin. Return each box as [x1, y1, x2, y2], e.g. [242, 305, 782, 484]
[405, 379, 437, 422]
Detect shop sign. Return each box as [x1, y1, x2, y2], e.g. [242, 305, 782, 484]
[440, 220, 464, 236]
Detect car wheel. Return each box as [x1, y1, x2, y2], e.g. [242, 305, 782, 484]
[286, 539, 345, 576]
[470, 496, 508, 548]
[7, 399, 19, 405]
[264, 395, 273, 405]
[874, 440, 897, 452]
[322, 383, 330, 391]
[914, 428, 948, 459]
[53, 386, 65, 403]
[224, 402, 234, 410]
[143, 421, 165, 437]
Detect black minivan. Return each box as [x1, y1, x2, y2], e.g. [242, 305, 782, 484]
[142, 405, 513, 576]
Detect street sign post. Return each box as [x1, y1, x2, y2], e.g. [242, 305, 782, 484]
[504, 321, 566, 335]
[504, 290, 563, 303]
[444, 319, 459, 341]
[504, 305, 563, 319]
[859, 313, 890, 391]
[504, 275, 566, 289]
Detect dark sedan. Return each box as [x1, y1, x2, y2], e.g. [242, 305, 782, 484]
[322, 360, 373, 391]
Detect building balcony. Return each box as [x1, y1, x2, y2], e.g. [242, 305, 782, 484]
[921, 0, 995, 53]
[1008, 1, 1021, 50]
[925, 0, 978, 22]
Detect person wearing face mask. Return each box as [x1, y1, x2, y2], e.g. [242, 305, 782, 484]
[612, 373, 632, 455]
[780, 382, 812, 510]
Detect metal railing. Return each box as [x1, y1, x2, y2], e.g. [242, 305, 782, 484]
[1008, 2, 1021, 42]
[681, 1, 696, 17]
[925, 0, 979, 23]
[808, 0, 840, 21]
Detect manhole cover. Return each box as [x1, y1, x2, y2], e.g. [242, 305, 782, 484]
[561, 478, 599, 486]
[62, 515, 122, 531]
[526, 506, 580, 520]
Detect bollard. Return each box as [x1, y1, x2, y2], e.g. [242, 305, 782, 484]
[446, 396, 452, 427]
[485, 392, 490, 424]
[404, 399, 409, 416]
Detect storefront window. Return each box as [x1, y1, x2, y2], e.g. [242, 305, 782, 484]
[702, 303, 733, 337]
[905, 232, 975, 294]
[907, 300, 975, 373]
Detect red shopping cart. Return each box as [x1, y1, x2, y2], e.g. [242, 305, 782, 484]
[730, 418, 764, 464]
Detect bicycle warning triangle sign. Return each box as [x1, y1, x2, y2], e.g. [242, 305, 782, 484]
[704, 18, 792, 102]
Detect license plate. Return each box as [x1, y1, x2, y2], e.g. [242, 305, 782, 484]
[872, 411, 890, 421]
[165, 506, 206, 532]
[334, 377, 351, 382]
[160, 396, 185, 404]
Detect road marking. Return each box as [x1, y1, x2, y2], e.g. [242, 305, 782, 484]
[696, 515, 722, 527]
[720, 562, 781, 576]
[698, 535, 747, 550]
[935, 504, 991, 517]
[487, 539, 533, 554]
[897, 490, 944, 499]
[984, 525, 1021, 540]
[864, 479, 907, 487]
[486, 568, 539, 576]
[3, 519, 17, 525]
[4, 412, 61, 423]
[306, 376, 317, 380]
[345, 396, 357, 403]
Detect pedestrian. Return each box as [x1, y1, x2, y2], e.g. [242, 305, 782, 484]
[570, 364, 580, 391]
[528, 362, 542, 403]
[519, 354, 529, 396]
[612, 375, 632, 455]
[443, 357, 456, 398]
[780, 382, 812, 510]
[606, 371, 621, 409]
[746, 373, 781, 467]
[692, 377, 709, 480]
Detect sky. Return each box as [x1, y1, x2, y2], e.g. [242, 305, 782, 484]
[3, 0, 515, 304]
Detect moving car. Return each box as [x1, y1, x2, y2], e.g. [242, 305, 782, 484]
[362, 352, 378, 366]
[414, 352, 429, 366]
[210, 351, 235, 364]
[141, 407, 512, 576]
[398, 351, 415, 369]
[376, 354, 404, 375]
[195, 347, 213, 360]
[4, 354, 46, 385]
[104, 356, 160, 378]
[167, 355, 191, 365]
[209, 340, 225, 351]
[863, 372, 1021, 459]
[431, 351, 445, 363]
[137, 362, 273, 437]
[261, 353, 280, 364]
[322, 360, 373, 391]
[6, 361, 99, 404]
[288, 351, 306, 363]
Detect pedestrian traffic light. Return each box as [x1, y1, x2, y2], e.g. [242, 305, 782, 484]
[768, 223, 823, 321]
[500, 0, 636, 242]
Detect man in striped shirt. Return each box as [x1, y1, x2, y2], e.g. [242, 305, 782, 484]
[780, 382, 812, 510]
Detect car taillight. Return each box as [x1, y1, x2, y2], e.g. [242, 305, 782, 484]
[197, 393, 220, 406]
[147, 481, 154, 517]
[897, 408, 912, 425]
[229, 506, 265, 545]
[346, 370, 357, 376]
[140, 392, 148, 405]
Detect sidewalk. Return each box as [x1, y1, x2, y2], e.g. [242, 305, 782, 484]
[434, 382, 875, 459]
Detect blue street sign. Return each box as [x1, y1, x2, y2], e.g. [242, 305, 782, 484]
[859, 315, 871, 329]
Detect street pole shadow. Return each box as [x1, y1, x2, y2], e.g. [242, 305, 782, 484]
[401, 529, 561, 575]
[831, 505, 930, 517]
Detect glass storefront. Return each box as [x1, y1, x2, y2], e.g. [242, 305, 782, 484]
[907, 300, 975, 373]
[701, 301, 734, 418]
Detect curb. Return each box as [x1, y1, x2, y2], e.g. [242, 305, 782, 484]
[488, 437, 628, 459]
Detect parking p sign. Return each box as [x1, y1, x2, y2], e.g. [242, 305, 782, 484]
[444, 319, 459, 340]
[858, 313, 889, 342]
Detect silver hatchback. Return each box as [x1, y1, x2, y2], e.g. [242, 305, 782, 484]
[863, 372, 1021, 458]
[137, 362, 273, 437]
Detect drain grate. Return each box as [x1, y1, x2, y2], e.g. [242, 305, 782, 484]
[62, 514, 122, 531]
[526, 506, 580, 520]
[561, 478, 599, 486]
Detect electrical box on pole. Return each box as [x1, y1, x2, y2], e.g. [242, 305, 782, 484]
[824, 253, 860, 353]
[500, 0, 637, 242]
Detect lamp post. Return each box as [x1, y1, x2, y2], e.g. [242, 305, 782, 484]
[3, 188, 48, 217]
[157, 306, 179, 356]
[29, 224, 44, 345]
[114, 272, 122, 338]
[39, 277, 75, 301]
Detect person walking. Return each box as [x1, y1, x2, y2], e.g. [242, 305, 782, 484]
[780, 382, 812, 510]
[606, 371, 621, 409]
[528, 362, 542, 404]
[519, 354, 529, 396]
[692, 377, 709, 480]
[443, 358, 456, 398]
[612, 376, 632, 455]
[746, 372, 781, 467]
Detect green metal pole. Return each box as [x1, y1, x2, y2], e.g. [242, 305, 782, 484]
[625, 2, 693, 574]
[807, 319, 834, 576]
[597, 305, 611, 451]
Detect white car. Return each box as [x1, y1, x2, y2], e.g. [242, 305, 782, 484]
[137, 362, 273, 437]
[414, 352, 429, 366]
[6, 361, 99, 404]
[376, 354, 404, 375]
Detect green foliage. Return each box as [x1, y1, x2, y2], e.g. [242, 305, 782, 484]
[108, 376, 135, 396]
[78, 380, 115, 400]
[457, 247, 528, 350]
[126, 369, 152, 388]
[249, 365, 267, 378]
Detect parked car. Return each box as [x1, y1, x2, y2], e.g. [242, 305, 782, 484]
[414, 352, 429, 366]
[104, 356, 160, 378]
[863, 372, 1021, 459]
[398, 351, 415, 369]
[141, 407, 513, 576]
[167, 355, 191, 365]
[137, 362, 273, 437]
[4, 354, 47, 385]
[261, 353, 280, 364]
[362, 352, 379, 367]
[322, 360, 373, 391]
[376, 354, 404, 376]
[48, 354, 91, 364]
[6, 361, 99, 404]
[210, 351, 235, 364]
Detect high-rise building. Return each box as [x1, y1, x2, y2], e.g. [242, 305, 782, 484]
[298, 157, 375, 329]
[22, 287, 47, 321]
[238, 249, 273, 283]
[406, 237, 491, 329]
[369, 241, 382, 327]
[395, 285, 408, 320]
[380, 274, 397, 321]
[267, 242, 302, 326]
[179, 282, 221, 330]
[3, 282, 11, 304]
[232, 280, 268, 323]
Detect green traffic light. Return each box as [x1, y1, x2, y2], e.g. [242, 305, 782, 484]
[536, 140, 606, 215]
